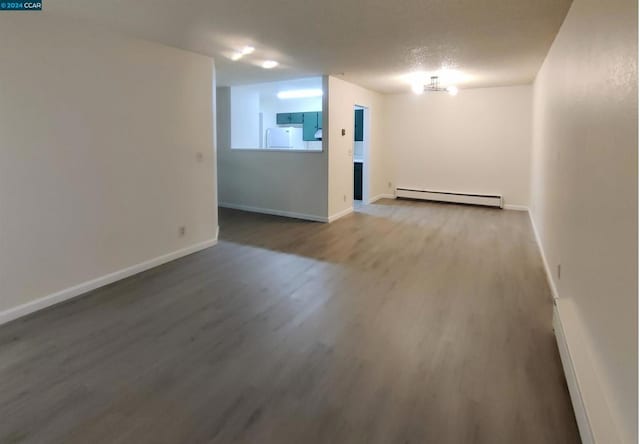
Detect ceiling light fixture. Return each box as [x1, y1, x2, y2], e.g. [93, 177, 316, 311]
[231, 52, 243, 61]
[241, 46, 255, 55]
[277, 89, 323, 99]
[411, 76, 459, 96]
[262, 60, 278, 69]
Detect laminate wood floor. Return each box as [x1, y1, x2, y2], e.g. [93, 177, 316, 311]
[0, 199, 580, 444]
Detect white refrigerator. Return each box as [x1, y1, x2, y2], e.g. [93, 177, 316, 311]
[265, 127, 302, 149]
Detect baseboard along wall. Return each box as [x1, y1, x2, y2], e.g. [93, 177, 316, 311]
[0, 234, 218, 326]
[219, 202, 327, 223]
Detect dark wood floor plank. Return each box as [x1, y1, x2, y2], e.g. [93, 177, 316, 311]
[0, 199, 580, 444]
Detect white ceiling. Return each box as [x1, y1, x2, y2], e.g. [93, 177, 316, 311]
[232, 77, 323, 97]
[48, 0, 572, 93]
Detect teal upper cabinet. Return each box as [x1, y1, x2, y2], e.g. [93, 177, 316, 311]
[354, 109, 364, 141]
[276, 112, 304, 125]
[303, 111, 322, 141]
[277, 110, 322, 141]
[276, 113, 289, 125]
[291, 112, 304, 124]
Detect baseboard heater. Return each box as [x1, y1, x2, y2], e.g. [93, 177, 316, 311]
[396, 187, 503, 208]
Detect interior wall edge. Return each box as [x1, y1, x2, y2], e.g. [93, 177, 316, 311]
[327, 206, 354, 223]
[528, 209, 559, 300]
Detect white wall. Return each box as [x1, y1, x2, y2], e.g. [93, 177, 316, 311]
[384, 85, 532, 207]
[217, 86, 328, 220]
[231, 86, 260, 148]
[530, 0, 637, 442]
[326, 76, 392, 216]
[0, 15, 218, 316]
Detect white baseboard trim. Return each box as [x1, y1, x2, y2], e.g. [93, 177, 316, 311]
[0, 236, 218, 326]
[528, 209, 559, 300]
[554, 299, 622, 444]
[368, 193, 396, 204]
[328, 206, 354, 223]
[219, 202, 327, 223]
[503, 204, 529, 211]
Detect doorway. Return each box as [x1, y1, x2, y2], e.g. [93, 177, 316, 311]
[353, 105, 368, 205]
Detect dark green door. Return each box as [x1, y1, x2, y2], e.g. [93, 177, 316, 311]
[354, 109, 364, 141]
[354, 162, 363, 200]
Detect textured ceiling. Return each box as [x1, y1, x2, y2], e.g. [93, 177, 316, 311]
[47, 0, 572, 93]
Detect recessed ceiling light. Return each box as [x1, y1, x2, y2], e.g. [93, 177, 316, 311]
[231, 52, 243, 61]
[241, 46, 255, 55]
[262, 60, 278, 69]
[411, 83, 424, 95]
[446, 86, 459, 96]
[277, 89, 323, 99]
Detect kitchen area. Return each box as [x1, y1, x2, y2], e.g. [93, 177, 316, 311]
[270, 109, 322, 150]
[228, 77, 323, 151]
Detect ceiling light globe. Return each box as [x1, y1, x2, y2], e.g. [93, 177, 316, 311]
[447, 86, 459, 96]
[411, 83, 424, 95]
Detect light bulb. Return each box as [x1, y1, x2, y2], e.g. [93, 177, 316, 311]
[447, 85, 459, 96]
[411, 83, 424, 95]
[241, 46, 255, 55]
[262, 60, 278, 69]
[230, 52, 243, 61]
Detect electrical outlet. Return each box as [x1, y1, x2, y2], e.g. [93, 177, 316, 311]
[557, 264, 561, 280]
[179, 226, 186, 237]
